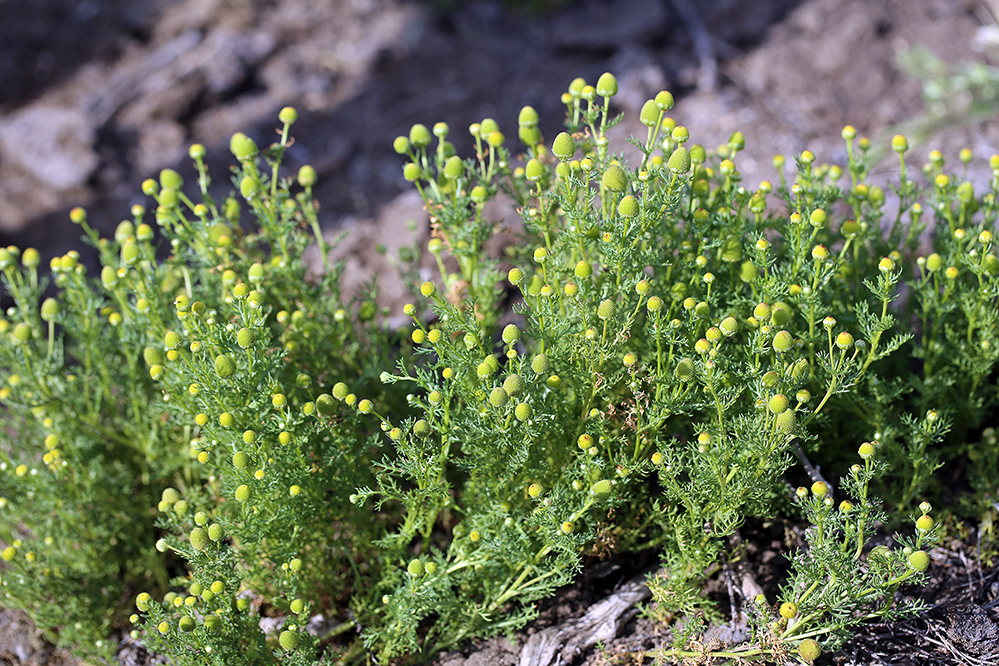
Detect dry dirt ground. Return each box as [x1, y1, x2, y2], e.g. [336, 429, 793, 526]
[1, 0, 998, 664]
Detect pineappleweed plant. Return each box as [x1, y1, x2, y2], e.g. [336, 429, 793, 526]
[0, 72, 996, 664]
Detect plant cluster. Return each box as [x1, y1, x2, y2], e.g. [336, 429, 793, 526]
[1, 73, 996, 665]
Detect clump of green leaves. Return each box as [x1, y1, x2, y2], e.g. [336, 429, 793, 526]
[896, 41, 999, 138]
[1, 73, 996, 666]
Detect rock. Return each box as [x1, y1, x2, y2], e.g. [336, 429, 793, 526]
[518, 573, 651, 666]
[545, 0, 668, 50]
[945, 603, 999, 658]
[0, 106, 97, 190]
[133, 120, 187, 175]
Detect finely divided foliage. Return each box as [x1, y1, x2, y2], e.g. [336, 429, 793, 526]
[0, 74, 996, 665]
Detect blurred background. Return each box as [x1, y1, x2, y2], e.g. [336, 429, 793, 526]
[0, 0, 996, 300]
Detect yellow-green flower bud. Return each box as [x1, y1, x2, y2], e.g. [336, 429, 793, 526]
[639, 100, 659, 127]
[236, 327, 255, 349]
[720, 236, 742, 263]
[601, 164, 627, 192]
[667, 147, 691, 174]
[618, 195, 638, 217]
[121, 242, 140, 265]
[835, 332, 854, 350]
[101, 265, 119, 289]
[655, 90, 674, 111]
[675, 358, 696, 381]
[215, 354, 236, 379]
[908, 550, 930, 572]
[591, 479, 613, 499]
[297, 165, 317, 187]
[772, 330, 793, 353]
[443, 155, 463, 179]
[40, 298, 60, 322]
[531, 354, 550, 374]
[486, 130, 504, 147]
[189, 527, 210, 551]
[597, 299, 615, 320]
[595, 72, 618, 97]
[728, 131, 745, 152]
[525, 158, 544, 181]
[279, 106, 298, 125]
[552, 132, 575, 162]
[230, 132, 257, 161]
[279, 630, 298, 650]
[720, 317, 738, 336]
[409, 123, 431, 148]
[489, 387, 509, 407]
[239, 176, 260, 200]
[479, 118, 499, 136]
[984, 254, 999, 276]
[776, 410, 796, 433]
[770, 302, 793, 327]
[312, 395, 335, 419]
[403, 162, 421, 182]
[503, 374, 525, 396]
[779, 602, 798, 619]
[158, 168, 182, 191]
[797, 639, 821, 663]
[518, 105, 539, 128]
[69, 207, 88, 224]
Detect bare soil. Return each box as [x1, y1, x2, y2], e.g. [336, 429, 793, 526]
[1, 0, 997, 664]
